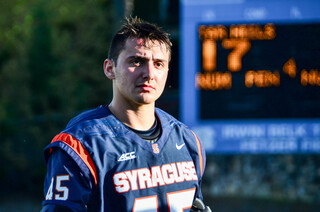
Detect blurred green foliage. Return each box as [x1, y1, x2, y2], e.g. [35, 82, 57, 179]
[0, 0, 115, 198]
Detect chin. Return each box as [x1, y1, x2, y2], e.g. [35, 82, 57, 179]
[134, 92, 163, 105]
[135, 96, 158, 105]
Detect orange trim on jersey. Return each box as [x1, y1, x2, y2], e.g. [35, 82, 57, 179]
[191, 131, 204, 176]
[51, 133, 98, 187]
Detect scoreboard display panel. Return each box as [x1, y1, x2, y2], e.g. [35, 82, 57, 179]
[180, 0, 320, 154]
[198, 23, 320, 120]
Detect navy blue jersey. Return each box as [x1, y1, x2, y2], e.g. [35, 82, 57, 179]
[41, 105, 206, 211]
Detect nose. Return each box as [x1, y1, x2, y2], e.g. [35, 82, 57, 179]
[143, 61, 155, 80]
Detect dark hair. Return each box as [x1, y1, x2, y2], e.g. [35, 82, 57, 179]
[108, 17, 172, 64]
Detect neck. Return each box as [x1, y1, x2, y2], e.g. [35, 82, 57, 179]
[108, 100, 156, 131]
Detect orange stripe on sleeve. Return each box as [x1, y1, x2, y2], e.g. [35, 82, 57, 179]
[191, 131, 204, 176]
[51, 133, 98, 187]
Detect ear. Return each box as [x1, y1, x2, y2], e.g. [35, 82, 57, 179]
[104, 59, 115, 79]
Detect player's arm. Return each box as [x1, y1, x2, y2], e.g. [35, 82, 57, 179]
[41, 204, 74, 212]
[41, 149, 96, 212]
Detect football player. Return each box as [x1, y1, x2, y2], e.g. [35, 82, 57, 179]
[41, 17, 211, 212]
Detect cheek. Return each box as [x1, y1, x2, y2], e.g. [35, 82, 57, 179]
[157, 72, 168, 88]
[116, 69, 134, 84]
[161, 71, 169, 83]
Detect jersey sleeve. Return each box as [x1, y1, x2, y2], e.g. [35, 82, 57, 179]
[41, 148, 95, 211]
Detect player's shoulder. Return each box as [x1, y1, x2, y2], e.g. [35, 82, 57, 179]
[155, 107, 192, 132]
[59, 105, 122, 140]
[44, 105, 115, 160]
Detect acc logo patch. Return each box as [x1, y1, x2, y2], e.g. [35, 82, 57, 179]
[118, 151, 136, 161]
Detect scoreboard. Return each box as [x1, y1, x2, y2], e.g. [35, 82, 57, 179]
[198, 23, 320, 119]
[180, 0, 320, 153]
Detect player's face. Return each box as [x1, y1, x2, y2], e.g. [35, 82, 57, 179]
[112, 38, 169, 106]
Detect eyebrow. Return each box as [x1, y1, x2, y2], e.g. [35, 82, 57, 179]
[127, 55, 168, 63]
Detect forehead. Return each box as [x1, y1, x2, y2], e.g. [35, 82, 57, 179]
[123, 37, 170, 58]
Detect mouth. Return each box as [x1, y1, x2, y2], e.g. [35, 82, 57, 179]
[137, 84, 155, 91]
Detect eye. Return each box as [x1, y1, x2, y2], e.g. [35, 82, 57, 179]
[155, 61, 164, 69]
[131, 59, 141, 66]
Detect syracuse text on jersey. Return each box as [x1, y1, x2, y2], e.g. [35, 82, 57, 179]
[113, 161, 198, 193]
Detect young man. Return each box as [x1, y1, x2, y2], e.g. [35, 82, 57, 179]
[41, 17, 211, 212]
